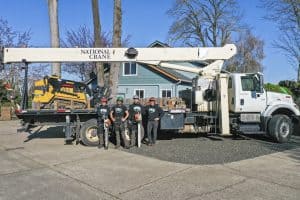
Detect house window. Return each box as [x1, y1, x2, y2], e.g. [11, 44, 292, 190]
[123, 62, 137, 76]
[135, 89, 145, 99]
[161, 89, 172, 98]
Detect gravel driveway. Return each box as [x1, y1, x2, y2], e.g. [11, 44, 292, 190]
[123, 132, 300, 165]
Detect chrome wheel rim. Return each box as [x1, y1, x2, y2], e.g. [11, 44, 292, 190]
[279, 122, 290, 137]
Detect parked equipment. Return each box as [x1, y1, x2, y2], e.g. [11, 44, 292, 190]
[32, 75, 90, 109]
[0, 45, 299, 145]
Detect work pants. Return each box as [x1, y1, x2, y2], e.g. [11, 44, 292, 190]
[97, 122, 104, 146]
[114, 121, 129, 147]
[129, 122, 138, 146]
[147, 120, 159, 144]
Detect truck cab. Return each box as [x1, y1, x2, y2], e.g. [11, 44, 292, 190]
[228, 73, 300, 142]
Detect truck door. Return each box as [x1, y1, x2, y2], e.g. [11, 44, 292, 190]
[236, 74, 267, 113]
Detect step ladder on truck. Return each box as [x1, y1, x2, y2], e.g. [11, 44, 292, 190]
[0, 44, 299, 145]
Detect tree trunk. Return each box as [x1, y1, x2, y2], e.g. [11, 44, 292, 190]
[91, 0, 104, 86]
[110, 0, 122, 100]
[48, 0, 61, 77]
[297, 60, 300, 82]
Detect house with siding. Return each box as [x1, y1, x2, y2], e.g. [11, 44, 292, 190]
[117, 41, 196, 100]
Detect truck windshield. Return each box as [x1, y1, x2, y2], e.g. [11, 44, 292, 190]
[241, 76, 260, 92]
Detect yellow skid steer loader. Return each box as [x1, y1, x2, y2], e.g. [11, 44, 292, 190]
[32, 75, 90, 109]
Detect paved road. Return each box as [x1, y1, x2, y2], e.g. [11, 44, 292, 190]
[0, 120, 299, 200]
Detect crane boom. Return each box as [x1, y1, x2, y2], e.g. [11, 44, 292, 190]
[1, 44, 236, 64]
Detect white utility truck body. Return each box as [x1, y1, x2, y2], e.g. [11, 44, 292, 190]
[0, 45, 299, 145]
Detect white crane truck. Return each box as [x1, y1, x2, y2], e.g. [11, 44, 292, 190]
[0, 45, 299, 145]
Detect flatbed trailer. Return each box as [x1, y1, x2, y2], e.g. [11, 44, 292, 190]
[16, 107, 221, 146]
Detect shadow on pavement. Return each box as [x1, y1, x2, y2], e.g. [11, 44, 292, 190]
[24, 126, 65, 142]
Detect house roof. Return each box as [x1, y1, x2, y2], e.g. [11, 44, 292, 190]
[148, 40, 170, 48]
[145, 40, 193, 83]
[142, 63, 192, 83]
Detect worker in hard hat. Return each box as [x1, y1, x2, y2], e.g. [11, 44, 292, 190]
[110, 96, 129, 149]
[128, 95, 145, 147]
[96, 97, 110, 149]
[145, 97, 164, 146]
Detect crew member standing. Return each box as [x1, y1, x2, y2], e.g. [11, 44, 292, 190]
[96, 97, 110, 149]
[128, 95, 145, 147]
[110, 97, 129, 149]
[145, 97, 164, 146]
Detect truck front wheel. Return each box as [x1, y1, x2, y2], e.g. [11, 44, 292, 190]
[80, 119, 99, 146]
[268, 114, 293, 143]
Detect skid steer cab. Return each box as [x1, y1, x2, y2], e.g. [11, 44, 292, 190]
[228, 73, 300, 142]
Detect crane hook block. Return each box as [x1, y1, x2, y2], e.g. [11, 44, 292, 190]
[125, 47, 138, 59]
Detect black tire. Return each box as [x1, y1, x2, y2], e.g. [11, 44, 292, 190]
[268, 114, 293, 143]
[80, 119, 99, 146]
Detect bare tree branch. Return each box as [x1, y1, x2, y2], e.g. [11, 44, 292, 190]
[226, 29, 265, 73]
[61, 25, 111, 81]
[261, 0, 300, 81]
[167, 0, 242, 47]
[0, 18, 49, 105]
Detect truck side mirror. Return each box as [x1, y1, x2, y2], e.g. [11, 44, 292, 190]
[259, 75, 264, 93]
[254, 73, 264, 93]
[254, 74, 264, 93]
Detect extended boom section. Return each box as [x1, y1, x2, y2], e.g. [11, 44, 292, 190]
[1, 44, 236, 63]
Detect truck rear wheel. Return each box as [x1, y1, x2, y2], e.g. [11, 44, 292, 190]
[268, 114, 293, 143]
[80, 119, 99, 146]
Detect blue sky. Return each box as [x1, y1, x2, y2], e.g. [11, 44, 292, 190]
[0, 0, 296, 83]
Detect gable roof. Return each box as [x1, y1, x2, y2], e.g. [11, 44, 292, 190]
[148, 40, 170, 48]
